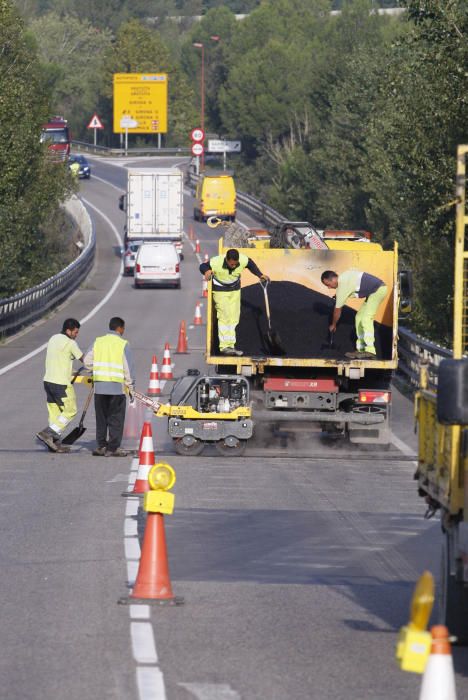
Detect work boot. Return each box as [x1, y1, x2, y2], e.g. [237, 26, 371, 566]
[36, 429, 58, 452]
[106, 447, 129, 457]
[232, 348, 243, 356]
[54, 441, 71, 454]
[345, 351, 361, 359]
[92, 446, 107, 456]
[220, 347, 237, 356]
[357, 351, 377, 359]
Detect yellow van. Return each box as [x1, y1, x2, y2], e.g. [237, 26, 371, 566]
[194, 173, 236, 222]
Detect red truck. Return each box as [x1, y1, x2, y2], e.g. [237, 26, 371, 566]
[40, 116, 71, 161]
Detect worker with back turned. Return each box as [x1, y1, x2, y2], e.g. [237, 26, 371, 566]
[321, 269, 388, 359]
[200, 248, 269, 356]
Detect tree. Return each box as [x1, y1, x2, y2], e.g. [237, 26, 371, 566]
[0, 0, 71, 296]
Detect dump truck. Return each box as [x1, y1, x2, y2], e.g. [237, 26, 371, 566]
[119, 168, 184, 258]
[163, 222, 411, 456]
[40, 116, 71, 162]
[415, 145, 468, 643]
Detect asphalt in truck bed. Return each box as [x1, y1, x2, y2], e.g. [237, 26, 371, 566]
[212, 282, 393, 360]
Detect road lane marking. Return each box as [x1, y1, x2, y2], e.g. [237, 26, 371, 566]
[137, 667, 166, 700]
[131, 622, 158, 663]
[0, 198, 123, 376]
[179, 683, 241, 700]
[390, 431, 416, 458]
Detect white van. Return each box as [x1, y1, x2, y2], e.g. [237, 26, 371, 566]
[134, 242, 181, 289]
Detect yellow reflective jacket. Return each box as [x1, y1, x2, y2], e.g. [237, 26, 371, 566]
[210, 254, 249, 292]
[93, 334, 128, 383]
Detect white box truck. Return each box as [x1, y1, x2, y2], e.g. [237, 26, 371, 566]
[119, 168, 184, 258]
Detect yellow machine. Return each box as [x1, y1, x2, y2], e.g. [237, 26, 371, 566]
[415, 145, 468, 643]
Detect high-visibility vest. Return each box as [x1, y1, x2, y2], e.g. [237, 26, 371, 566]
[93, 334, 127, 383]
[210, 254, 248, 291]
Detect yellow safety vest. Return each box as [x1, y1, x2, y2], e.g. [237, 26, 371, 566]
[210, 254, 249, 291]
[93, 334, 127, 383]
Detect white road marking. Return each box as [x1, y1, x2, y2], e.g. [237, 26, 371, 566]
[127, 560, 139, 584]
[0, 198, 123, 377]
[126, 498, 139, 516]
[390, 431, 416, 458]
[89, 173, 125, 190]
[131, 622, 158, 663]
[137, 667, 166, 700]
[124, 537, 141, 560]
[130, 605, 150, 620]
[179, 683, 241, 700]
[124, 519, 138, 536]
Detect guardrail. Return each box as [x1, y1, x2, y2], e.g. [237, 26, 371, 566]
[397, 327, 451, 390]
[72, 140, 191, 157]
[0, 197, 94, 338]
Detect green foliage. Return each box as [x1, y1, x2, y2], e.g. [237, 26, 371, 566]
[0, 0, 71, 297]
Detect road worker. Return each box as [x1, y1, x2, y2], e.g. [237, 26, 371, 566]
[69, 159, 80, 179]
[200, 248, 269, 356]
[36, 318, 83, 453]
[321, 269, 388, 359]
[84, 317, 135, 457]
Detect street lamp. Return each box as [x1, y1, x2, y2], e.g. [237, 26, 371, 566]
[193, 36, 220, 170]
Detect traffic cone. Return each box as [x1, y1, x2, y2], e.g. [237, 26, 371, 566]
[195, 239, 200, 253]
[419, 625, 457, 700]
[130, 512, 178, 602]
[175, 321, 189, 354]
[202, 278, 208, 298]
[193, 302, 203, 325]
[131, 421, 155, 495]
[160, 343, 173, 380]
[147, 355, 161, 395]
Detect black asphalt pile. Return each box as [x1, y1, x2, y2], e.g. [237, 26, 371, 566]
[212, 282, 392, 359]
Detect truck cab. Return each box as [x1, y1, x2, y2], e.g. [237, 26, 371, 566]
[40, 116, 71, 162]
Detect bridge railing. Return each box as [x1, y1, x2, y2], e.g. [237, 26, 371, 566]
[0, 197, 94, 338]
[72, 140, 190, 157]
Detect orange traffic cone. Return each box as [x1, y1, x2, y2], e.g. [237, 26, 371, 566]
[419, 625, 457, 700]
[130, 512, 181, 603]
[195, 239, 200, 254]
[147, 355, 161, 395]
[175, 321, 189, 354]
[160, 343, 173, 380]
[202, 278, 208, 298]
[131, 421, 155, 495]
[193, 302, 203, 325]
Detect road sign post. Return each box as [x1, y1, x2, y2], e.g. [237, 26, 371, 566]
[87, 113, 104, 147]
[120, 116, 139, 155]
[207, 139, 242, 170]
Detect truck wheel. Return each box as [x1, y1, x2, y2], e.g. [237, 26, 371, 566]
[215, 437, 247, 456]
[439, 526, 468, 644]
[173, 437, 204, 456]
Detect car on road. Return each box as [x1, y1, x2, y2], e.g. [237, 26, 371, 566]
[134, 242, 181, 289]
[122, 240, 143, 276]
[69, 154, 91, 179]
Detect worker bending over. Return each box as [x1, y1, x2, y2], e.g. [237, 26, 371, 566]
[200, 249, 269, 356]
[84, 317, 135, 457]
[36, 318, 83, 453]
[321, 269, 388, 359]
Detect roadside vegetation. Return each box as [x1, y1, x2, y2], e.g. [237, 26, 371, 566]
[3, 0, 467, 344]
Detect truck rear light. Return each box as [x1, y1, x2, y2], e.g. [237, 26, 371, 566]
[175, 263, 180, 273]
[136, 264, 141, 273]
[358, 390, 391, 404]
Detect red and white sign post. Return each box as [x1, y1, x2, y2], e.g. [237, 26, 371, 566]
[87, 113, 104, 147]
[190, 128, 205, 175]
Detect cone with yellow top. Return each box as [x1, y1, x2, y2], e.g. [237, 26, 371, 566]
[419, 625, 457, 700]
[128, 462, 184, 606]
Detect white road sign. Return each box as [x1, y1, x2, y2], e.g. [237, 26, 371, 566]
[207, 139, 241, 153]
[191, 143, 204, 156]
[87, 113, 104, 129]
[120, 116, 139, 129]
[191, 128, 205, 142]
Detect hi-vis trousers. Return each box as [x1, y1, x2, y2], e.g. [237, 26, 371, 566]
[355, 285, 388, 354]
[213, 290, 241, 350]
[47, 384, 77, 436]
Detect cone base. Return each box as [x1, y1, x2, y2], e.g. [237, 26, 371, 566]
[119, 595, 184, 607]
[121, 490, 144, 498]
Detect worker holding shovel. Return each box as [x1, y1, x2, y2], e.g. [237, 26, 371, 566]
[36, 318, 83, 453]
[321, 269, 388, 359]
[200, 249, 269, 356]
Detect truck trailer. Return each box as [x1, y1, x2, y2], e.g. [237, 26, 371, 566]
[119, 168, 184, 258]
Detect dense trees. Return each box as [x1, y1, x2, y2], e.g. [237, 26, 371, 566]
[0, 0, 71, 296]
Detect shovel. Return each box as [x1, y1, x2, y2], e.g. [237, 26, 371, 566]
[61, 383, 94, 445]
[260, 280, 287, 356]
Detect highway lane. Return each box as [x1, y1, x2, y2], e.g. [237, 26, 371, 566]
[0, 158, 467, 699]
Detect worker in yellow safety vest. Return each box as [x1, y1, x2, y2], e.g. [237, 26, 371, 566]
[321, 269, 388, 359]
[69, 160, 80, 179]
[84, 317, 135, 457]
[36, 318, 83, 453]
[200, 248, 269, 356]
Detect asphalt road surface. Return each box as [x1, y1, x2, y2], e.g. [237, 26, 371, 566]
[0, 156, 466, 700]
